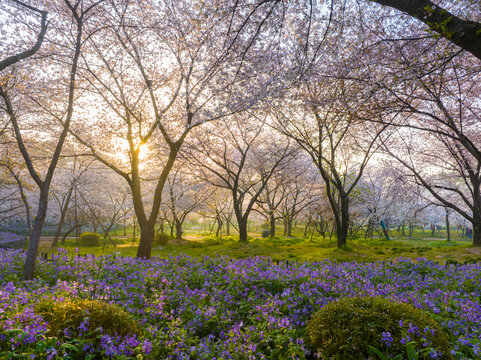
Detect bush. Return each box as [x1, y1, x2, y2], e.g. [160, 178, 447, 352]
[35, 298, 141, 340]
[155, 232, 170, 246]
[260, 222, 270, 230]
[79, 232, 100, 247]
[307, 297, 452, 360]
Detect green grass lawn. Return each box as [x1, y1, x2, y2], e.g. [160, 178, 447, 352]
[38, 231, 481, 264]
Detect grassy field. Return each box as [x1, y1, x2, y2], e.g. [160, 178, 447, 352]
[38, 227, 481, 264]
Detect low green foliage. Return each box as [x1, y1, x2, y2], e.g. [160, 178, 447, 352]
[79, 232, 100, 247]
[40, 230, 478, 265]
[307, 297, 452, 360]
[35, 298, 141, 340]
[154, 232, 170, 246]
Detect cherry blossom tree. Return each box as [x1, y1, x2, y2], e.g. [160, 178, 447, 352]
[0, 0, 102, 279]
[68, 0, 308, 258]
[273, 75, 389, 247]
[164, 162, 212, 241]
[186, 116, 295, 242]
[368, 0, 481, 60]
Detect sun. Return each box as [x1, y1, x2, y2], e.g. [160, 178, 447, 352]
[137, 143, 149, 161]
[110, 138, 150, 163]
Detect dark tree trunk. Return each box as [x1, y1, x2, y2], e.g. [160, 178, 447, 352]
[329, 223, 334, 240]
[473, 190, 481, 246]
[270, 213, 276, 237]
[473, 186, 481, 246]
[473, 219, 481, 247]
[61, 224, 80, 244]
[239, 221, 248, 243]
[336, 196, 349, 247]
[216, 217, 222, 237]
[52, 214, 66, 247]
[337, 217, 349, 247]
[52, 188, 73, 247]
[175, 219, 183, 240]
[401, 224, 405, 236]
[445, 209, 451, 242]
[23, 189, 48, 280]
[286, 218, 293, 237]
[136, 222, 154, 259]
[225, 218, 230, 235]
[304, 221, 309, 237]
[370, 0, 481, 61]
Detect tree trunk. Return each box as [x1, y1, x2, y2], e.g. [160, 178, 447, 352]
[409, 223, 413, 238]
[304, 220, 309, 237]
[238, 217, 248, 243]
[270, 213, 276, 237]
[52, 189, 73, 247]
[123, 220, 127, 236]
[445, 208, 451, 242]
[175, 219, 183, 240]
[401, 224, 405, 236]
[136, 222, 154, 258]
[369, 0, 481, 62]
[472, 190, 481, 245]
[222, 216, 228, 235]
[286, 217, 293, 237]
[23, 189, 48, 280]
[337, 218, 349, 247]
[52, 213, 67, 247]
[61, 224, 80, 244]
[336, 196, 349, 247]
[473, 219, 481, 247]
[216, 217, 222, 237]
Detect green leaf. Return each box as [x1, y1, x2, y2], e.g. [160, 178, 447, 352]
[368, 345, 389, 360]
[406, 343, 417, 360]
[61, 343, 80, 352]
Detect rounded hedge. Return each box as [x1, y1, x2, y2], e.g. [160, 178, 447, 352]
[79, 232, 100, 247]
[35, 298, 141, 340]
[307, 297, 452, 360]
[154, 232, 170, 246]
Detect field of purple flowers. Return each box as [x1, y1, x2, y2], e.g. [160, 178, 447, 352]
[0, 248, 480, 359]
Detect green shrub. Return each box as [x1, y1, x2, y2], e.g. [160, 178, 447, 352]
[35, 298, 141, 340]
[307, 297, 451, 360]
[155, 232, 170, 246]
[128, 236, 138, 243]
[79, 232, 100, 247]
[260, 222, 270, 230]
